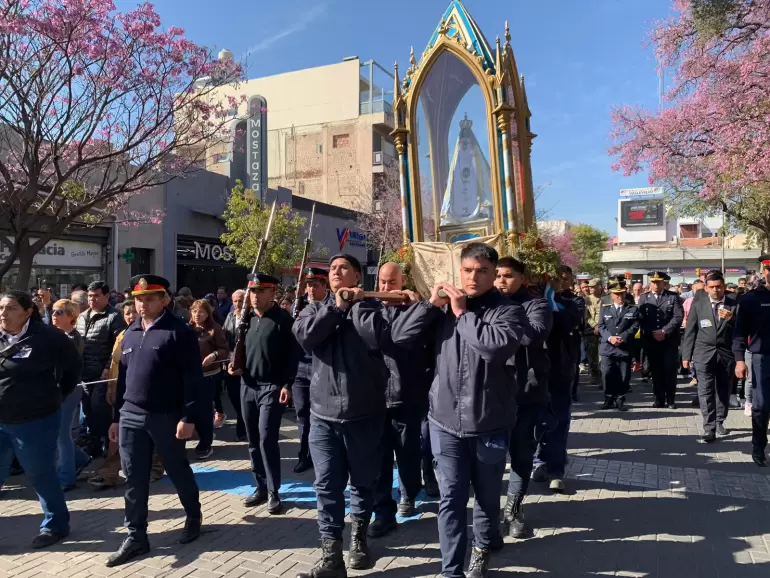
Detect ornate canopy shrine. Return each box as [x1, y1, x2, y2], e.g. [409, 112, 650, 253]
[391, 0, 536, 245]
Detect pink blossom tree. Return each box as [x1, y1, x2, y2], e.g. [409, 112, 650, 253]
[609, 0, 770, 238]
[0, 0, 243, 288]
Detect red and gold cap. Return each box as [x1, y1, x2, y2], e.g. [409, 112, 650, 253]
[247, 273, 279, 289]
[129, 274, 169, 296]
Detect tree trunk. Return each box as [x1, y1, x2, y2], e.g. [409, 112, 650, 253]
[13, 238, 34, 290]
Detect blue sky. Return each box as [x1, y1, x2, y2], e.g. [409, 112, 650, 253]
[129, 0, 674, 235]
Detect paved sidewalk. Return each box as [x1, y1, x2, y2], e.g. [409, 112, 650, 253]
[1, 377, 769, 577]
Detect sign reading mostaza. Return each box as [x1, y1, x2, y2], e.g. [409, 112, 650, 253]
[247, 95, 268, 200]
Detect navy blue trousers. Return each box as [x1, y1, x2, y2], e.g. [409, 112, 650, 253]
[750, 353, 770, 457]
[291, 379, 311, 462]
[241, 384, 283, 493]
[534, 389, 572, 477]
[430, 422, 508, 578]
[507, 403, 541, 499]
[309, 415, 383, 540]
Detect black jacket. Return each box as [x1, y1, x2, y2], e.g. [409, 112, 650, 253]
[358, 303, 432, 412]
[733, 285, 770, 358]
[242, 304, 299, 389]
[547, 293, 582, 391]
[561, 290, 585, 358]
[598, 302, 640, 358]
[682, 292, 737, 364]
[115, 311, 203, 423]
[638, 291, 684, 345]
[222, 310, 239, 351]
[390, 289, 525, 438]
[508, 288, 552, 406]
[76, 306, 126, 382]
[293, 294, 388, 422]
[0, 320, 82, 424]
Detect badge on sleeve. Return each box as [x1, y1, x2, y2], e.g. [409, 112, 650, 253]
[12, 346, 32, 359]
[700, 319, 713, 328]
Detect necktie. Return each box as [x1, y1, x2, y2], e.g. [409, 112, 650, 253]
[713, 302, 720, 324]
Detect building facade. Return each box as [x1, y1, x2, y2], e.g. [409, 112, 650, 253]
[198, 57, 396, 213]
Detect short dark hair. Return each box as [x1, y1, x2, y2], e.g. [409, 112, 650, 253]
[459, 242, 498, 266]
[705, 270, 724, 283]
[217, 286, 226, 292]
[87, 281, 109, 295]
[556, 265, 573, 276]
[0, 290, 42, 321]
[72, 283, 88, 292]
[120, 299, 135, 312]
[497, 256, 525, 275]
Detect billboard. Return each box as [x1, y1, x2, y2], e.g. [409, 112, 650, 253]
[620, 187, 663, 197]
[620, 199, 664, 228]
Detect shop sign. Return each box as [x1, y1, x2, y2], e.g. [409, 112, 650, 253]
[247, 95, 268, 197]
[0, 236, 102, 267]
[336, 227, 367, 249]
[177, 236, 235, 263]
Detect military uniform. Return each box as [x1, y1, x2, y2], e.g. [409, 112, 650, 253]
[638, 272, 684, 407]
[732, 255, 770, 467]
[108, 275, 203, 567]
[583, 279, 603, 384]
[598, 280, 639, 411]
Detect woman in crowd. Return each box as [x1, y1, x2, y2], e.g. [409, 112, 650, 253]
[0, 291, 81, 548]
[50, 298, 92, 490]
[190, 299, 229, 459]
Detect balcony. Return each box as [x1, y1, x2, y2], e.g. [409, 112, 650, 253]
[359, 60, 395, 129]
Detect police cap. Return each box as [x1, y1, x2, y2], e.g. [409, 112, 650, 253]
[649, 271, 670, 282]
[759, 254, 770, 270]
[129, 274, 170, 296]
[304, 267, 329, 280]
[608, 279, 627, 294]
[247, 273, 280, 290]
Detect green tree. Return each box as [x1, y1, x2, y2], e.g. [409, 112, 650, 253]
[221, 181, 307, 277]
[571, 224, 609, 276]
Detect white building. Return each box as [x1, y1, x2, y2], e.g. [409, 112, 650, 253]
[602, 195, 759, 284]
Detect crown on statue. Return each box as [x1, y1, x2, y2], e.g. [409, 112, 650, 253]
[459, 112, 472, 130]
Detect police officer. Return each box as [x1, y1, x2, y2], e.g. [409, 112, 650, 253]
[733, 255, 770, 467]
[291, 267, 330, 474]
[391, 243, 526, 578]
[495, 257, 553, 539]
[557, 266, 585, 402]
[106, 275, 204, 567]
[232, 273, 297, 514]
[293, 254, 389, 577]
[584, 278, 603, 385]
[367, 262, 430, 539]
[598, 279, 639, 411]
[638, 272, 684, 408]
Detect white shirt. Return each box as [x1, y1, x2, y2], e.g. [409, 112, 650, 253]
[141, 309, 167, 331]
[0, 319, 31, 347]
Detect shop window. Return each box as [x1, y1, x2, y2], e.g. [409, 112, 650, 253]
[333, 134, 350, 148]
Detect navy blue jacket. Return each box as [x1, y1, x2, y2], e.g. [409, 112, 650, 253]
[508, 288, 552, 406]
[733, 285, 770, 359]
[638, 291, 684, 345]
[390, 289, 525, 438]
[115, 311, 204, 423]
[547, 293, 581, 391]
[598, 301, 640, 358]
[293, 294, 388, 422]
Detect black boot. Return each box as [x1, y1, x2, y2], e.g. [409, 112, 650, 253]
[467, 546, 490, 578]
[503, 494, 529, 539]
[600, 396, 614, 410]
[296, 538, 347, 578]
[347, 518, 371, 570]
[615, 396, 628, 412]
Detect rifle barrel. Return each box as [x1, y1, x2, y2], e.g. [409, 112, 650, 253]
[337, 290, 410, 302]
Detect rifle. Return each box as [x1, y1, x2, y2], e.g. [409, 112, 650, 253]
[292, 203, 316, 318]
[231, 200, 278, 373]
[337, 289, 411, 303]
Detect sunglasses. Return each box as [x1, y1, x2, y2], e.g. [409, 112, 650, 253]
[52, 309, 70, 316]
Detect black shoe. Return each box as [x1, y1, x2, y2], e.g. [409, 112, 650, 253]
[489, 533, 504, 552]
[367, 516, 397, 538]
[267, 492, 282, 515]
[667, 402, 677, 409]
[31, 530, 68, 549]
[296, 538, 346, 578]
[423, 476, 439, 498]
[243, 488, 267, 508]
[105, 537, 150, 567]
[615, 397, 628, 412]
[652, 400, 665, 408]
[600, 397, 614, 410]
[697, 434, 716, 444]
[467, 546, 490, 578]
[716, 424, 729, 437]
[347, 518, 371, 570]
[179, 516, 201, 544]
[397, 497, 416, 518]
[728, 394, 741, 409]
[293, 459, 313, 474]
[504, 495, 530, 539]
[531, 464, 548, 483]
[753, 454, 767, 468]
[195, 446, 213, 460]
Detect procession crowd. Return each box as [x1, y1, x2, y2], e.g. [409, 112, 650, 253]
[1, 245, 769, 578]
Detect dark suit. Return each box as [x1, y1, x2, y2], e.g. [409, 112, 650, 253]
[598, 301, 640, 398]
[682, 293, 737, 434]
[638, 291, 684, 405]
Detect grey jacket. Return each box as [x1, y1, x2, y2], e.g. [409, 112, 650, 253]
[390, 289, 525, 437]
[76, 306, 126, 382]
[292, 294, 388, 422]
